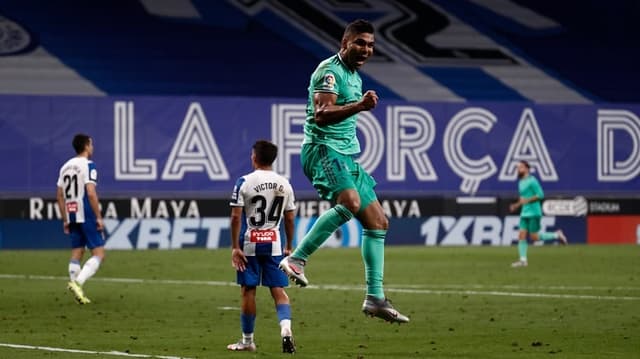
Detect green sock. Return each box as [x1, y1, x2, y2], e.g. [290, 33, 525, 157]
[539, 232, 558, 241]
[291, 205, 353, 261]
[362, 229, 386, 299]
[517, 240, 528, 262]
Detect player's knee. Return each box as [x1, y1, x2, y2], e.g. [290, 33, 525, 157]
[242, 286, 257, 297]
[271, 287, 289, 303]
[343, 200, 360, 214]
[92, 247, 106, 261]
[379, 215, 389, 230]
[359, 204, 389, 230]
[369, 213, 388, 230]
[337, 193, 361, 214]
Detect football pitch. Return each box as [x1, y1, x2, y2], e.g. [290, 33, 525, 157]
[0, 246, 638, 359]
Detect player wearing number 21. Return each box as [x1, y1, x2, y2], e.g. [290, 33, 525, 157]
[56, 133, 105, 305]
[227, 140, 297, 354]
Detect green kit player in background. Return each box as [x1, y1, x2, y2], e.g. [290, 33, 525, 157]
[509, 160, 568, 267]
[279, 19, 409, 323]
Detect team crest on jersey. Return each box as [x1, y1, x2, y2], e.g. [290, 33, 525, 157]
[323, 73, 335, 90]
[90, 169, 98, 181]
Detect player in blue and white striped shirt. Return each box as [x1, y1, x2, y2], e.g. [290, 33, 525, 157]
[56, 133, 105, 304]
[227, 140, 297, 354]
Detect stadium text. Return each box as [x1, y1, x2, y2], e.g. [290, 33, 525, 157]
[295, 199, 421, 218]
[112, 101, 639, 196]
[29, 197, 201, 220]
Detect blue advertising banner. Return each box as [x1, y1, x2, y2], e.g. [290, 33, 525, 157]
[4, 196, 630, 249]
[0, 95, 639, 197]
[0, 216, 584, 250]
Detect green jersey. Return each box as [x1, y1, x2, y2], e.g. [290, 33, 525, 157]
[303, 54, 363, 155]
[518, 175, 544, 217]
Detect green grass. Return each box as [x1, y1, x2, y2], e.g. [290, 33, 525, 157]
[0, 246, 639, 358]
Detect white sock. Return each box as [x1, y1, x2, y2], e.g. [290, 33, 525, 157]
[280, 319, 292, 337]
[76, 256, 101, 285]
[69, 260, 81, 281]
[242, 333, 254, 344]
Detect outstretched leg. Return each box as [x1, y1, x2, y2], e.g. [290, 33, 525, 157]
[280, 190, 358, 286]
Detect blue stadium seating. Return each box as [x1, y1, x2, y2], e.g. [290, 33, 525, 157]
[0, 0, 637, 102]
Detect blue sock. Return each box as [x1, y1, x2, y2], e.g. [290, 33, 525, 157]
[240, 313, 255, 334]
[276, 304, 291, 321]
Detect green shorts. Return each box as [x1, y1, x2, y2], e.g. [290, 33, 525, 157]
[301, 143, 378, 212]
[519, 216, 541, 233]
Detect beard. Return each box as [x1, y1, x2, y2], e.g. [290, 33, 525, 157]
[517, 171, 526, 179]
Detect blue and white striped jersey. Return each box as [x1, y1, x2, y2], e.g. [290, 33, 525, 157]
[230, 169, 295, 256]
[56, 156, 98, 223]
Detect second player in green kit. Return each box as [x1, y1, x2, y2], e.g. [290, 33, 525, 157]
[510, 161, 568, 267]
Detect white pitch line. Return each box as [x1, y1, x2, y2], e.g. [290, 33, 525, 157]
[1, 274, 639, 301]
[0, 343, 192, 359]
[384, 287, 640, 301]
[383, 283, 640, 291]
[316, 284, 640, 301]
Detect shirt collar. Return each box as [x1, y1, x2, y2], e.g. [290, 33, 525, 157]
[336, 53, 355, 73]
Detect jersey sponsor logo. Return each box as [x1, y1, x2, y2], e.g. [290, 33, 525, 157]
[249, 229, 277, 243]
[66, 202, 78, 213]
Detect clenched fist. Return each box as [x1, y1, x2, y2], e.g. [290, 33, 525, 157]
[360, 90, 378, 110]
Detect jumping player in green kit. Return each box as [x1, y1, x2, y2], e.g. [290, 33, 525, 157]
[509, 160, 568, 267]
[279, 19, 409, 324]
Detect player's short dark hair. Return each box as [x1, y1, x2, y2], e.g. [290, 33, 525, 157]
[343, 19, 374, 38]
[519, 160, 530, 169]
[253, 140, 278, 166]
[72, 133, 91, 154]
